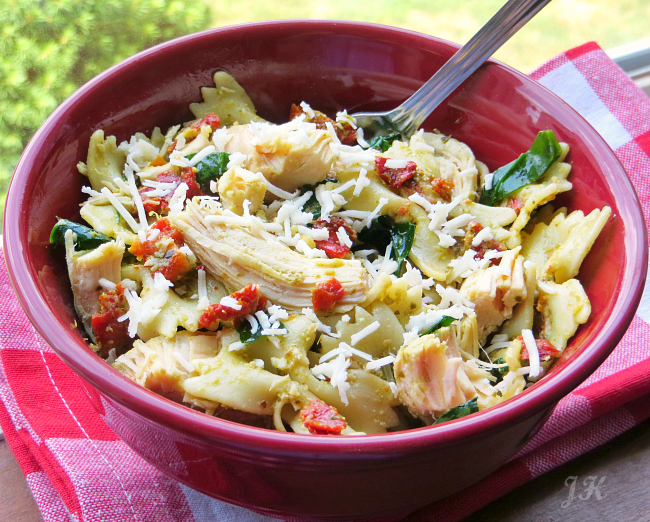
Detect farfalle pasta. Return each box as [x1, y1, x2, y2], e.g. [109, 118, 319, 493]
[52, 71, 611, 435]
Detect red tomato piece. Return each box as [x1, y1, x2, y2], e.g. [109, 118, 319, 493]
[507, 196, 525, 216]
[375, 157, 417, 188]
[138, 167, 204, 216]
[199, 283, 266, 329]
[91, 284, 131, 357]
[465, 220, 504, 265]
[129, 218, 193, 282]
[430, 178, 455, 202]
[519, 337, 561, 360]
[313, 217, 357, 259]
[300, 399, 347, 435]
[289, 104, 357, 145]
[191, 113, 221, 131]
[312, 278, 344, 311]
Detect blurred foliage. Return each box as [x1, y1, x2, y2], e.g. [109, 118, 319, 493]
[0, 0, 210, 227]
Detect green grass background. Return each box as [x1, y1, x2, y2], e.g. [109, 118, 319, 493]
[3, 0, 649, 230]
[206, 0, 650, 72]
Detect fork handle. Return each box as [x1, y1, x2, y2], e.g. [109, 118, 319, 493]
[390, 0, 553, 135]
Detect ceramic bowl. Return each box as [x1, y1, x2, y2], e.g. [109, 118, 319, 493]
[4, 20, 647, 520]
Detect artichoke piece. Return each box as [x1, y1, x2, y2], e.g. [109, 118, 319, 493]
[220, 121, 336, 193]
[113, 331, 222, 404]
[64, 232, 124, 336]
[170, 201, 369, 312]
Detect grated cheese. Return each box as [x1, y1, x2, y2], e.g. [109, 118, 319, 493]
[98, 278, 116, 291]
[220, 296, 242, 310]
[336, 226, 353, 248]
[302, 307, 341, 338]
[173, 351, 195, 373]
[522, 328, 541, 378]
[228, 341, 246, 352]
[366, 355, 396, 371]
[350, 321, 380, 346]
[197, 267, 209, 310]
[101, 187, 141, 232]
[472, 226, 494, 246]
[537, 280, 557, 294]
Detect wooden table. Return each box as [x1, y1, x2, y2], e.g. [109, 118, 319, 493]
[2, 415, 650, 521]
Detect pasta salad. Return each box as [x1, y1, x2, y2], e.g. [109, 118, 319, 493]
[52, 71, 611, 435]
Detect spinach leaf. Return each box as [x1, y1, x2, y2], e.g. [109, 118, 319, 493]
[358, 215, 416, 273]
[299, 178, 338, 221]
[300, 185, 322, 220]
[237, 320, 285, 344]
[50, 219, 112, 250]
[434, 397, 479, 425]
[479, 130, 562, 206]
[365, 132, 402, 152]
[419, 316, 456, 337]
[186, 152, 230, 188]
[489, 357, 509, 384]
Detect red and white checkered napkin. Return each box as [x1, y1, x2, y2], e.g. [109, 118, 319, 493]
[1, 42, 650, 522]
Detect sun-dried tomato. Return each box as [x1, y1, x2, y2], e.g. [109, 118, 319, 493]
[129, 218, 193, 282]
[191, 113, 221, 131]
[313, 217, 357, 259]
[290, 104, 357, 145]
[507, 196, 525, 216]
[199, 283, 266, 330]
[312, 278, 344, 311]
[300, 399, 347, 435]
[519, 337, 561, 361]
[430, 178, 455, 202]
[139, 167, 204, 216]
[375, 156, 417, 189]
[91, 284, 130, 358]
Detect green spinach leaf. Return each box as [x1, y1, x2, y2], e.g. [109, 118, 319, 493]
[50, 219, 112, 250]
[365, 132, 402, 152]
[299, 178, 338, 221]
[237, 320, 285, 344]
[358, 215, 416, 273]
[479, 130, 562, 206]
[186, 152, 230, 188]
[434, 397, 479, 425]
[419, 316, 456, 337]
[489, 357, 509, 384]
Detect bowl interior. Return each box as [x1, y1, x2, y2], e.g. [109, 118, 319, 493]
[4, 21, 646, 450]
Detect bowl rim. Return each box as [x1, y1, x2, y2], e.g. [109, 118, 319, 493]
[4, 19, 648, 456]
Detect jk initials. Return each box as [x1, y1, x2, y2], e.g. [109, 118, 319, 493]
[561, 475, 607, 508]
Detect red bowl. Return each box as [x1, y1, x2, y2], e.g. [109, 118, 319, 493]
[4, 20, 647, 520]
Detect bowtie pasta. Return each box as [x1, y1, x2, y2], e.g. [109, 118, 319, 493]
[53, 71, 611, 435]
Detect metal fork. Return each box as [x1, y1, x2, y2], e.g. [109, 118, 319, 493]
[352, 0, 553, 139]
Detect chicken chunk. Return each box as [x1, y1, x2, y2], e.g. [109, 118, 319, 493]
[459, 249, 527, 344]
[113, 331, 221, 403]
[64, 232, 125, 336]
[394, 327, 477, 422]
[170, 201, 369, 312]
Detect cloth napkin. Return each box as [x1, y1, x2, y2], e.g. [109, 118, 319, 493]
[1, 42, 650, 522]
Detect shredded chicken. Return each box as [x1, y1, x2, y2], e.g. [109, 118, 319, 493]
[459, 249, 527, 344]
[64, 233, 125, 336]
[394, 327, 477, 421]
